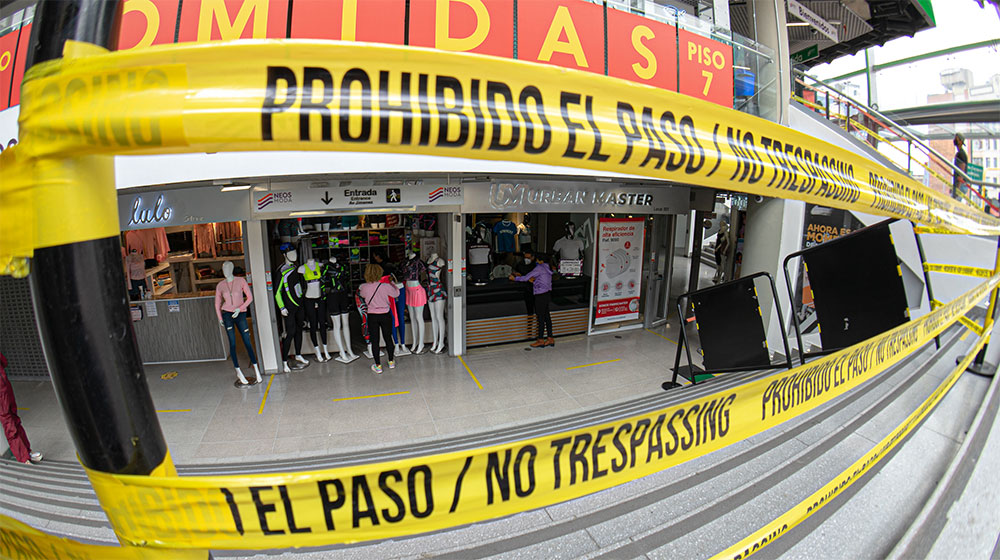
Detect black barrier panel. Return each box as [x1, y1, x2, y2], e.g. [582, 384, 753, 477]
[803, 223, 908, 351]
[691, 278, 770, 371]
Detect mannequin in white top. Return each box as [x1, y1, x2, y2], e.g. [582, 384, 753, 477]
[217, 261, 262, 386]
[299, 258, 331, 362]
[327, 257, 359, 363]
[552, 222, 585, 261]
[402, 251, 427, 354]
[427, 254, 447, 354]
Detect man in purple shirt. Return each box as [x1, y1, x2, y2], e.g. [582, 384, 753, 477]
[510, 254, 555, 348]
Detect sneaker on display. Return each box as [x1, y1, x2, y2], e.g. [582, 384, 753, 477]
[29, 451, 43, 463]
[388, 360, 396, 369]
[371, 364, 383, 374]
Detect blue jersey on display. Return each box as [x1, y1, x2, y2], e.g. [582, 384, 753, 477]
[493, 220, 518, 253]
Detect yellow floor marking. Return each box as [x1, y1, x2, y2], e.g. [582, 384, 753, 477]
[567, 358, 622, 370]
[645, 328, 677, 344]
[459, 356, 484, 390]
[258, 373, 275, 415]
[960, 330, 971, 341]
[333, 391, 410, 402]
[156, 409, 191, 413]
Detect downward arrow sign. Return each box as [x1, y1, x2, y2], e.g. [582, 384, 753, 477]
[321, 191, 333, 205]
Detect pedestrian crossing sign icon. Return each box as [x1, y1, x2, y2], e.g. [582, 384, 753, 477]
[386, 188, 401, 203]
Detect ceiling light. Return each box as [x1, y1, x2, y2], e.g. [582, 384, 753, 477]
[221, 184, 252, 192]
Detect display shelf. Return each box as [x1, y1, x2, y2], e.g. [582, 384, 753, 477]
[153, 282, 175, 296]
[193, 278, 224, 285]
[192, 255, 245, 263]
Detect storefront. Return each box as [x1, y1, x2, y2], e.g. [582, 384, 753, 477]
[117, 185, 254, 364]
[250, 178, 464, 369]
[116, 174, 709, 372]
[460, 180, 708, 346]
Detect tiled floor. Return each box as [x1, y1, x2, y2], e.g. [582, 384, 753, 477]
[8, 325, 684, 464]
[5, 256, 714, 464]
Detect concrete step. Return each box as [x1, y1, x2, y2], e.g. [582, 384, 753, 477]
[205, 326, 974, 558]
[1, 324, 980, 560]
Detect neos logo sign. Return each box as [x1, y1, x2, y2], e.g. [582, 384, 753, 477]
[257, 191, 293, 210]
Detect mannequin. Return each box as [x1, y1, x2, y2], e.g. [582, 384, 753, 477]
[275, 245, 309, 372]
[401, 251, 428, 354]
[300, 258, 331, 362]
[467, 232, 491, 286]
[216, 261, 262, 387]
[426, 254, 447, 353]
[552, 222, 585, 261]
[324, 257, 359, 363]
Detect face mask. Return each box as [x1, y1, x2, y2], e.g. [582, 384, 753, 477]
[524, 258, 532, 264]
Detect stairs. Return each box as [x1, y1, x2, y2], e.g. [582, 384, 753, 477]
[1, 321, 993, 558]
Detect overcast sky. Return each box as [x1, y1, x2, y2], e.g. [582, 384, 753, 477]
[810, 1, 1000, 109]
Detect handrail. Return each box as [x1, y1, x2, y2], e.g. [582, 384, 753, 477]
[795, 70, 1000, 191]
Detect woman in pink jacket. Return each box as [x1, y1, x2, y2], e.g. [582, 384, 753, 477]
[358, 264, 400, 374]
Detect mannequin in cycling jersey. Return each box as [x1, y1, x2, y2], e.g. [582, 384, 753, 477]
[300, 258, 331, 362]
[276, 246, 309, 372]
[325, 257, 358, 363]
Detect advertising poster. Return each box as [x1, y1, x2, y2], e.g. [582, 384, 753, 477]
[595, 217, 645, 325]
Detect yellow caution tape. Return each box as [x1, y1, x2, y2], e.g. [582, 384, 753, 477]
[79, 273, 997, 550]
[712, 328, 991, 560]
[4, 40, 999, 268]
[914, 226, 971, 235]
[0, 514, 205, 559]
[923, 263, 995, 278]
[958, 315, 985, 337]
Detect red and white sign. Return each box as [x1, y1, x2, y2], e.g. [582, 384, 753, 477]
[595, 217, 645, 325]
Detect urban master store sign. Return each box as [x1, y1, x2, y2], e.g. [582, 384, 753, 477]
[253, 180, 464, 216]
[463, 181, 689, 214]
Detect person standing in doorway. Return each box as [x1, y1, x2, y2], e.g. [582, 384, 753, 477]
[511, 253, 554, 348]
[358, 264, 399, 374]
[0, 353, 42, 464]
[952, 132, 969, 199]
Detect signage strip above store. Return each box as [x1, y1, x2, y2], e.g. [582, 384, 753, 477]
[253, 180, 464, 217]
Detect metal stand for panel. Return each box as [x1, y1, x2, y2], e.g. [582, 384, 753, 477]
[664, 272, 793, 390]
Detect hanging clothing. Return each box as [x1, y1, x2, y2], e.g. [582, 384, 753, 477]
[391, 287, 407, 345]
[125, 228, 170, 262]
[193, 224, 217, 256]
[493, 220, 518, 252]
[427, 261, 447, 301]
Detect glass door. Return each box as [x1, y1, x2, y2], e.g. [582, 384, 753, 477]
[644, 215, 674, 328]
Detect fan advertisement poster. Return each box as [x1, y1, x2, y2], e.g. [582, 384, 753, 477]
[595, 217, 645, 325]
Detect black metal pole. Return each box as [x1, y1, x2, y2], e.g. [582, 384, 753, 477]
[32, 239, 169, 474]
[687, 211, 705, 297]
[27, 0, 171, 477]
